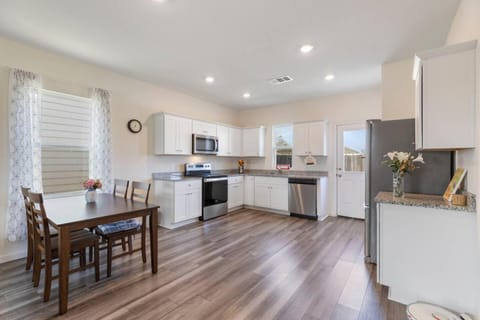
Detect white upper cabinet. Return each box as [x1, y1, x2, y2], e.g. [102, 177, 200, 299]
[414, 40, 477, 150]
[293, 121, 327, 156]
[192, 120, 217, 136]
[153, 113, 192, 155]
[242, 127, 265, 157]
[217, 125, 242, 157]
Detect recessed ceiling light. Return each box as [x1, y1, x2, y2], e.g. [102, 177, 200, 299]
[205, 76, 215, 84]
[153, 0, 167, 3]
[243, 92, 251, 99]
[325, 74, 335, 81]
[300, 44, 314, 54]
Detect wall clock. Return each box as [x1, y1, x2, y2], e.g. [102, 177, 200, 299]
[127, 119, 142, 133]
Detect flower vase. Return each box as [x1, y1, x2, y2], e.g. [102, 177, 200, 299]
[85, 188, 97, 203]
[392, 172, 404, 198]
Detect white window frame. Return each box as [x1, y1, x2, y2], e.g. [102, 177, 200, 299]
[272, 123, 294, 169]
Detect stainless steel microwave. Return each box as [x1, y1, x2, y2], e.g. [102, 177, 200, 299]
[192, 134, 218, 155]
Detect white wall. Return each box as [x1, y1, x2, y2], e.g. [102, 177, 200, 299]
[445, 0, 480, 317]
[238, 88, 382, 216]
[381, 58, 415, 120]
[0, 35, 240, 261]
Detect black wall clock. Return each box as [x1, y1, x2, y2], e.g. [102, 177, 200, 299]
[127, 119, 142, 133]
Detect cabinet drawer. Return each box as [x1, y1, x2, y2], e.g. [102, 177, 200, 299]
[255, 176, 287, 186]
[228, 175, 244, 184]
[175, 180, 202, 193]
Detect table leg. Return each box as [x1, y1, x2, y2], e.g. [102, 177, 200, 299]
[58, 226, 71, 314]
[149, 209, 158, 273]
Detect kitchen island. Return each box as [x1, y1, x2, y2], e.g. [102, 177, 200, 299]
[375, 191, 478, 316]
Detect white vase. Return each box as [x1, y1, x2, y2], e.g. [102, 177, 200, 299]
[85, 189, 97, 203]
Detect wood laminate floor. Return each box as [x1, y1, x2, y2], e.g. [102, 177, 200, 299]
[0, 209, 406, 320]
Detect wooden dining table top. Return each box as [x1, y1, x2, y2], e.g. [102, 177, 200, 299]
[45, 193, 160, 228]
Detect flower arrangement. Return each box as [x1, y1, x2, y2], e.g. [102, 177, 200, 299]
[83, 179, 102, 190]
[382, 151, 424, 177]
[238, 159, 245, 174]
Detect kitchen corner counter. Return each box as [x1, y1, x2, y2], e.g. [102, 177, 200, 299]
[152, 173, 202, 182]
[375, 191, 476, 213]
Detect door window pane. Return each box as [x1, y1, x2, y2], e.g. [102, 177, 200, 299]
[343, 129, 366, 172]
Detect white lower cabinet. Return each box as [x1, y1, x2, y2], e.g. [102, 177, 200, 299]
[228, 176, 244, 211]
[243, 175, 255, 206]
[153, 179, 202, 229]
[254, 177, 288, 213]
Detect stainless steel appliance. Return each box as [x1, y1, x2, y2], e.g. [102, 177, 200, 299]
[185, 163, 228, 220]
[192, 134, 218, 155]
[365, 119, 453, 264]
[288, 177, 317, 220]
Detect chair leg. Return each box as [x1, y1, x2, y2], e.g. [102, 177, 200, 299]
[33, 249, 41, 287]
[141, 220, 146, 263]
[43, 255, 52, 302]
[107, 239, 113, 278]
[26, 237, 33, 271]
[89, 245, 94, 262]
[79, 249, 86, 270]
[94, 242, 100, 282]
[128, 235, 133, 254]
[121, 238, 126, 251]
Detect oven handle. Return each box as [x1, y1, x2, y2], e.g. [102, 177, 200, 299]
[204, 177, 228, 183]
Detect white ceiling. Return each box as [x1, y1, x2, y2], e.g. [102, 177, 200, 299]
[0, 0, 460, 108]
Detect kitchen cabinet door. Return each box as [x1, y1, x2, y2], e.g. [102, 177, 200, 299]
[293, 124, 309, 156]
[270, 182, 288, 212]
[308, 121, 327, 156]
[186, 190, 202, 219]
[163, 114, 192, 155]
[242, 127, 265, 157]
[254, 184, 270, 208]
[228, 183, 244, 210]
[244, 176, 255, 206]
[192, 120, 217, 136]
[217, 125, 230, 156]
[173, 193, 188, 223]
[229, 127, 242, 156]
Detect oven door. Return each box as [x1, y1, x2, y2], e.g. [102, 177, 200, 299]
[193, 134, 218, 155]
[203, 177, 228, 207]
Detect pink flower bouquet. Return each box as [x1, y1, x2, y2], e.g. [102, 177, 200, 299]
[83, 179, 102, 190]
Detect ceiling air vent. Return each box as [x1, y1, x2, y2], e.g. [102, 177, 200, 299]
[269, 76, 293, 85]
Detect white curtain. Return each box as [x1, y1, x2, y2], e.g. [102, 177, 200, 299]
[90, 88, 113, 194]
[7, 69, 42, 242]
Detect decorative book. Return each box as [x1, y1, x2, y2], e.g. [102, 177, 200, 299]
[443, 168, 467, 202]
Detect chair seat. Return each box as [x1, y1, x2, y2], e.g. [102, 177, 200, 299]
[96, 219, 140, 235]
[49, 229, 99, 254]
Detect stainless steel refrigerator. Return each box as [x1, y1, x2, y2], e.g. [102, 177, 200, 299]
[364, 119, 453, 264]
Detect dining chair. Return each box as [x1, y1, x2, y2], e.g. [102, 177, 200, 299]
[28, 191, 100, 302]
[113, 178, 129, 198]
[96, 181, 151, 277]
[21, 187, 35, 271]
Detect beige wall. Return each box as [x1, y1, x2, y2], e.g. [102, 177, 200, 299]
[381, 58, 415, 121]
[0, 35, 241, 260]
[238, 88, 382, 215]
[445, 0, 480, 317]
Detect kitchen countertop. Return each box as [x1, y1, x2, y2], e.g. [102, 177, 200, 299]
[153, 169, 328, 182]
[375, 191, 476, 213]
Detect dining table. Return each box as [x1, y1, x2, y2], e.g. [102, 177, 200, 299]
[44, 193, 160, 315]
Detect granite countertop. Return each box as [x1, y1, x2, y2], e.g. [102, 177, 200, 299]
[152, 173, 202, 182]
[214, 169, 328, 179]
[375, 191, 476, 213]
[153, 170, 328, 181]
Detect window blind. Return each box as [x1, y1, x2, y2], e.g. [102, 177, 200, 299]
[40, 90, 92, 194]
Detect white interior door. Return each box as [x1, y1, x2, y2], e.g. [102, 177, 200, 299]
[336, 124, 366, 219]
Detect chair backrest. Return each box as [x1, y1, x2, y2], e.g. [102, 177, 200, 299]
[130, 181, 151, 204]
[28, 191, 51, 252]
[113, 179, 129, 198]
[21, 186, 34, 239]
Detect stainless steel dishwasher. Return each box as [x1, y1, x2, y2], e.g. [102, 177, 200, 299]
[288, 178, 317, 220]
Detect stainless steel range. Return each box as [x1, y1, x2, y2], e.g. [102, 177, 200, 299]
[185, 163, 228, 221]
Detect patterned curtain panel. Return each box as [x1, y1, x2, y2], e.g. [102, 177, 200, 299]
[89, 88, 113, 193]
[7, 69, 42, 242]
